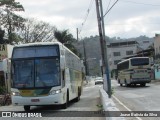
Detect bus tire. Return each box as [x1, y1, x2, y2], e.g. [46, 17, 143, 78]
[141, 83, 146, 87]
[118, 79, 120, 84]
[125, 80, 129, 87]
[75, 87, 80, 102]
[62, 90, 69, 109]
[24, 105, 30, 111]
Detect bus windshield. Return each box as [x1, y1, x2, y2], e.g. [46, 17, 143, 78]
[12, 58, 60, 88]
[131, 58, 149, 66]
[11, 45, 61, 88]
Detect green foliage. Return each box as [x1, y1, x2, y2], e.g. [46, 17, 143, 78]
[54, 29, 75, 44]
[10, 33, 22, 44]
[0, 0, 25, 44]
[96, 104, 103, 108]
[0, 28, 5, 44]
[0, 86, 6, 94]
[96, 104, 103, 111]
[54, 29, 80, 56]
[0, 0, 24, 11]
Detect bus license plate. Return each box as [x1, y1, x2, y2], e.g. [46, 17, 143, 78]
[31, 99, 40, 102]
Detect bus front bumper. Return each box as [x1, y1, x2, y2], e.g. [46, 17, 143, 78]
[12, 93, 65, 106]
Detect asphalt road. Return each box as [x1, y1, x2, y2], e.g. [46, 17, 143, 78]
[0, 81, 105, 120]
[111, 79, 160, 120]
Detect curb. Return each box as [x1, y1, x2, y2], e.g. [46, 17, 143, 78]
[151, 79, 160, 83]
[99, 89, 125, 120]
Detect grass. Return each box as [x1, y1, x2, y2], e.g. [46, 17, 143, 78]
[96, 104, 103, 109]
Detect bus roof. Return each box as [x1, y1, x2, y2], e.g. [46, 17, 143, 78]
[14, 41, 61, 47]
[13, 41, 80, 60]
[118, 57, 149, 65]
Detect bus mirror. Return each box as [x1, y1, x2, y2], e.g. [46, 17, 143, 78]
[2, 58, 8, 73]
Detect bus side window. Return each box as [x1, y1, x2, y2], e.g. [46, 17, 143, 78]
[62, 70, 65, 87]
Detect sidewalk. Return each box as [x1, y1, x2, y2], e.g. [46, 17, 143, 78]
[151, 79, 160, 84]
[99, 89, 125, 120]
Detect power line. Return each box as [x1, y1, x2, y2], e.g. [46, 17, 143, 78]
[120, 0, 160, 7]
[105, 23, 160, 26]
[103, 0, 119, 18]
[79, 0, 94, 34]
[105, 0, 112, 13]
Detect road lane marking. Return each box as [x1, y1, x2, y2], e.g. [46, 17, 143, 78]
[113, 95, 142, 120]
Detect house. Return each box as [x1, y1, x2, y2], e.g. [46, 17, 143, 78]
[154, 34, 160, 63]
[107, 40, 139, 78]
[107, 38, 154, 78]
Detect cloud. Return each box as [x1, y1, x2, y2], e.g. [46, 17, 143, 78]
[15, 0, 160, 38]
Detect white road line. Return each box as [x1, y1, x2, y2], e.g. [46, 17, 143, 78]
[113, 95, 142, 120]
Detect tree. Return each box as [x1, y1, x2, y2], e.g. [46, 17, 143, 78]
[0, 0, 25, 44]
[0, 28, 10, 44]
[18, 18, 56, 43]
[54, 29, 75, 44]
[0, 28, 5, 44]
[54, 29, 80, 56]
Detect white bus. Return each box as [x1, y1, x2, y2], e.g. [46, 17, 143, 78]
[9, 42, 83, 111]
[117, 57, 151, 87]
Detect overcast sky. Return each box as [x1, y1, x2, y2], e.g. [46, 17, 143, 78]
[16, 0, 160, 39]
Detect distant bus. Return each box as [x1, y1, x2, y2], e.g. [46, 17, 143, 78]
[117, 57, 151, 87]
[9, 42, 83, 111]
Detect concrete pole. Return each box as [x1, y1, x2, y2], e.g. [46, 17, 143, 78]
[83, 40, 88, 76]
[76, 28, 79, 41]
[99, 0, 111, 98]
[95, 0, 111, 98]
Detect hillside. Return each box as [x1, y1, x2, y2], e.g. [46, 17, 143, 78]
[74, 35, 154, 76]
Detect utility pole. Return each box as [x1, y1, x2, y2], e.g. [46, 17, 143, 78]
[99, 0, 111, 98]
[95, 0, 111, 98]
[83, 40, 88, 76]
[76, 28, 79, 41]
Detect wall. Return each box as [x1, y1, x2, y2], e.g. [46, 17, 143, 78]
[107, 45, 138, 70]
[0, 44, 13, 71]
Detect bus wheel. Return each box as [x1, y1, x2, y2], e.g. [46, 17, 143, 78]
[62, 91, 69, 109]
[118, 79, 120, 84]
[75, 87, 80, 102]
[24, 105, 30, 111]
[125, 80, 129, 87]
[125, 80, 131, 87]
[141, 83, 146, 87]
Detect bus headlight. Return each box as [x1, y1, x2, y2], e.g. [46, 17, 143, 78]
[12, 92, 20, 96]
[49, 89, 61, 95]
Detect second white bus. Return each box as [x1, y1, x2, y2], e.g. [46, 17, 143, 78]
[117, 57, 151, 87]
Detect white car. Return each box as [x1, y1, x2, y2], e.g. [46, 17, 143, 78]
[95, 77, 103, 85]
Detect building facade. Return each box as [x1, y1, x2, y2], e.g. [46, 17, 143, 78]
[154, 34, 160, 80]
[154, 34, 160, 63]
[107, 41, 139, 78]
[0, 44, 13, 92]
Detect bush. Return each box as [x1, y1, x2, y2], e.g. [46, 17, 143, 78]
[0, 86, 6, 95]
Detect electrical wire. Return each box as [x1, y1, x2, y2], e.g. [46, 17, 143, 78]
[79, 0, 94, 34]
[103, 0, 119, 18]
[105, 0, 112, 14]
[120, 0, 160, 7]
